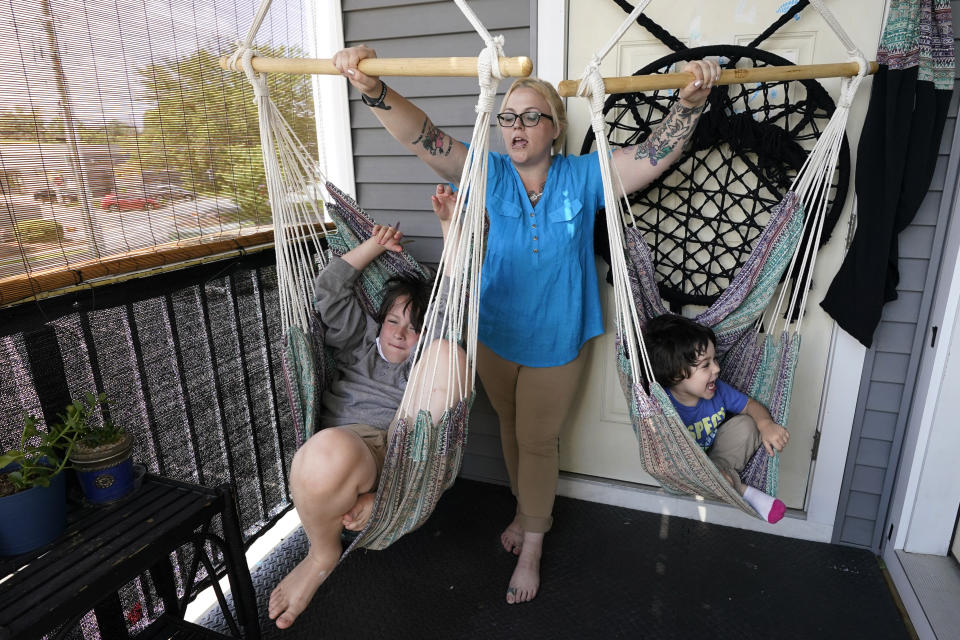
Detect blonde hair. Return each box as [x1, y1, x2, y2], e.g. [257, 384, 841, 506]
[499, 77, 567, 155]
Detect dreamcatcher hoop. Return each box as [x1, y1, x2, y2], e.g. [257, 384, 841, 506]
[582, 45, 850, 309]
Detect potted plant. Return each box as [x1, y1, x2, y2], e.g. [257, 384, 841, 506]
[66, 393, 135, 504]
[0, 414, 81, 556]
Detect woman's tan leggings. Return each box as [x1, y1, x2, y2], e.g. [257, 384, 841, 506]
[477, 342, 588, 534]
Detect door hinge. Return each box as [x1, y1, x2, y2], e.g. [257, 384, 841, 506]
[811, 429, 821, 461]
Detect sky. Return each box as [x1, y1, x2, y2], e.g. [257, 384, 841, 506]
[0, 0, 309, 127]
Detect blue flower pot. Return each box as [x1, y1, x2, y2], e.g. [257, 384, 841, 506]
[0, 465, 67, 556]
[71, 433, 135, 504]
[75, 458, 134, 503]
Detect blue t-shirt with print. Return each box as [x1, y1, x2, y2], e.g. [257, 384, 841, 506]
[478, 150, 606, 367]
[666, 380, 749, 450]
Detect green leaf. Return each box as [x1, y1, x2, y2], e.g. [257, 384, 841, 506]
[23, 419, 38, 440]
[0, 452, 19, 469]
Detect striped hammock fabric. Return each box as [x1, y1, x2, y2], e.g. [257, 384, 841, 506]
[620, 193, 806, 500]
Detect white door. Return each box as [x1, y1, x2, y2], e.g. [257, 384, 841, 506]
[560, 0, 886, 510]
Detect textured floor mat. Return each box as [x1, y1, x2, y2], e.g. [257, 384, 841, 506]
[198, 478, 909, 639]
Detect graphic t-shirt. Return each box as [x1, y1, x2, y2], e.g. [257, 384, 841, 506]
[666, 380, 749, 450]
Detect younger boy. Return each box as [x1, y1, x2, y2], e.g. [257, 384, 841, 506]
[645, 313, 789, 523]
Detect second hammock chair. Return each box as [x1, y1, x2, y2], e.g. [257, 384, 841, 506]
[574, 0, 869, 516]
[229, 0, 514, 552]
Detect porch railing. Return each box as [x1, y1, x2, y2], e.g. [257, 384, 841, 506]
[0, 249, 297, 635]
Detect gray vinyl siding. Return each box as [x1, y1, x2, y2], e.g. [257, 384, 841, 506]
[832, 11, 960, 550]
[342, 0, 535, 484]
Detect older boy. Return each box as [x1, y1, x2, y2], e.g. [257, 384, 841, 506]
[268, 185, 466, 629]
[645, 313, 789, 523]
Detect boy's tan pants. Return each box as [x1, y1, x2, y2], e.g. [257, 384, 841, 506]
[708, 414, 762, 495]
[477, 342, 587, 534]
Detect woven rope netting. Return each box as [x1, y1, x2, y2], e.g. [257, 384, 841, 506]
[583, 45, 849, 309]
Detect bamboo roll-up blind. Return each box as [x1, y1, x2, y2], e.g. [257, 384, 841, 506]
[0, 0, 321, 306]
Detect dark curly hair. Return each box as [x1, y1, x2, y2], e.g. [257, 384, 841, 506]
[376, 275, 431, 333]
[645, 314, 717, 388]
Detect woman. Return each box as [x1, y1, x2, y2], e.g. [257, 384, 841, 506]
[333, 45, 719, 604]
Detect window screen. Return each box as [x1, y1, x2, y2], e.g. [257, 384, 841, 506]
[0, 0, 318, 304]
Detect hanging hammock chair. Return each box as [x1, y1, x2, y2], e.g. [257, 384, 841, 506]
[572, 0, 870, 516]
[227, 0, 522, 552]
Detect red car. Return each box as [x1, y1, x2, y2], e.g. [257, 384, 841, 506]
[100, 193, 160, 211]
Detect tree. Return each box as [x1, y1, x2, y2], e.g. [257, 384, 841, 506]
[135, 45, 317, 221]
[0, 107, 65, 142]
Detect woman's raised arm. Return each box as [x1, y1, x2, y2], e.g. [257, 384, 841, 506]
[333, 46, 469, 185]
[612, 58, 720, 194]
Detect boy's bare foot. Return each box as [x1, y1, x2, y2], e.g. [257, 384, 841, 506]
[268, 543, 340, 629]
[500, 516, 524, 555]
[506, 532, 543, 604]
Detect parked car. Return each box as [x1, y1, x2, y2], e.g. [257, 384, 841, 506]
[33, 189, 57, 203]
[100, 193, 160, 211]
[33, 188, 80, 204]
[148, 185, 196, 202]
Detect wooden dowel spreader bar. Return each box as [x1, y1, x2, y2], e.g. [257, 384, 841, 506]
[557, 60, 878, 97]
[219, 55, 533, 78]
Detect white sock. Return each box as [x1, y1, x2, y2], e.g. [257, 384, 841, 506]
[743, 486, 786, 524]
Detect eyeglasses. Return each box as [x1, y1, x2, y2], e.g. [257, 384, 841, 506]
[496, 111, 554, 128]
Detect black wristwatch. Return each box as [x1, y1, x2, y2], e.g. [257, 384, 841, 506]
[361, 80, 391, 110]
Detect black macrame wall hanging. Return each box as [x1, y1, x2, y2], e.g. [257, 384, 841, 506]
[588, 0, 849, 312]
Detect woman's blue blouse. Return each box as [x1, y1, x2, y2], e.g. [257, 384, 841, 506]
[478, 150, 605, 367]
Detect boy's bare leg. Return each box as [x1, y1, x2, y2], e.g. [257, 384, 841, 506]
[406, 338, 469, 427]
[268, 428, 377, 629]
[507, 531, 543, 604]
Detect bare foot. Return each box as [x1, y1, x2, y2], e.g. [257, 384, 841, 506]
[342, 492, 375, 531]
[268, 543, 340, 629]
[506, 532, 543, 604]
[500, 516, 524, 555]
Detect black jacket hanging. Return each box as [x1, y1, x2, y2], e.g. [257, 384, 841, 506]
[821, 0, 955, 348]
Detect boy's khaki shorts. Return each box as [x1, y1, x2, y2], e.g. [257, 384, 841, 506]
[339, 423, 388, 489]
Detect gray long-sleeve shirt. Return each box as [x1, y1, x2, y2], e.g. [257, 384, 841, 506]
[314, 256, 409, 430]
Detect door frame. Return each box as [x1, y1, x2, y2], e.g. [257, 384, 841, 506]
[309, 0, 356, 198]
[881, 115, 960, 637]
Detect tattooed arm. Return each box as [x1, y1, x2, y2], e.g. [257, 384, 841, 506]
[333, 46, 468, 185]
[613, 58, 720, 194]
